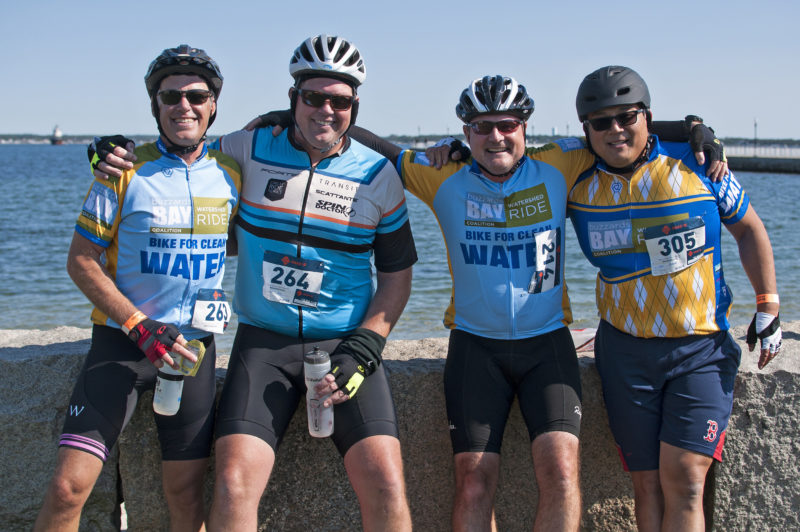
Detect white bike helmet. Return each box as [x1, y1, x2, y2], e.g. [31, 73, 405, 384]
[289, 34, 366, 87]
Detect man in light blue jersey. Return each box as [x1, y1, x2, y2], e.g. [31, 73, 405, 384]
[35, 45, 240, 531]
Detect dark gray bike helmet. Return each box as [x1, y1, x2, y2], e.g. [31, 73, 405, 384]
[576, 65, 650, 121]
[456, 75, 534, 123]
[145, 44, 223, 152]
[145, 44, 223, 99]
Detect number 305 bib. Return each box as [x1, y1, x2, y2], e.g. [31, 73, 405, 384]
[643, 217, 706, 276]
[262, 251, 325, 308]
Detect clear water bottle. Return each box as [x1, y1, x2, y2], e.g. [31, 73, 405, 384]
[304, 346, 334, 438]
[153, 362, 184, 416]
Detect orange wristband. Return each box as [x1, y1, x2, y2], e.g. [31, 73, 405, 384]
[756, 294, 779, 305]
[121, 311, 147, 334]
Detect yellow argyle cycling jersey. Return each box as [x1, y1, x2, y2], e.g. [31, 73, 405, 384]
[568, 137, 749, 338]
[75, 140, 241, 337]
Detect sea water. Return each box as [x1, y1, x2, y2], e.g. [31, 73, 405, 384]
[1, 144, 797, 355]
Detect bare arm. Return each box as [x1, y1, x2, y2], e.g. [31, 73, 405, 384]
[725, 206, 781, 367]
[359, 266, 413, 337]
[67, 233, 191, 366]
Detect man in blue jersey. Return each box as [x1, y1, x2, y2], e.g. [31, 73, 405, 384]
[35, 45, 240, 531]
[92, 35, 415, 530]
[568, 65, 781, 531]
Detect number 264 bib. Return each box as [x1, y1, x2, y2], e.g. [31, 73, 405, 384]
[262, 251, 325, 308]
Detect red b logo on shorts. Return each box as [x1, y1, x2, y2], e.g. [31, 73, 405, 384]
[703, 420, 719, 442]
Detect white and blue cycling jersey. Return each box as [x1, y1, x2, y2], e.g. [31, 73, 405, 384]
[212, 128, 416, 339]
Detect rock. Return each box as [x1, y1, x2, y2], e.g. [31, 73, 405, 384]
[2, 323, 798, 530]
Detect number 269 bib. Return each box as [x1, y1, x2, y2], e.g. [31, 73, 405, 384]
[643, 217, 706, 276]
[262, 251, 325, 308]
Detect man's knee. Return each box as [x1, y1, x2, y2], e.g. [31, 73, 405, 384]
[453, 453, 500, 503]
[532, 432, 580, 495]
[44, 472, 95, 512]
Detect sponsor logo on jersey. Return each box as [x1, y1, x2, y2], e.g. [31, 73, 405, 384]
[465, 185, 552, 228]
[264, 178, 287, 201]
[81, 182, 119, 228]
[315, 199, 356, 217]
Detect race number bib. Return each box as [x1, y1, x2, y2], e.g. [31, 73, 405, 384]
[191, 288, 231, 334]
[643, 217, 706, 276]
[527, 228, 561, 294]
[262, 251, 324, 308]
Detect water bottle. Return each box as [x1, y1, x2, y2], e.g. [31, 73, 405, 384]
[153, 362, 184, 416]
[304, 346, 334, 438]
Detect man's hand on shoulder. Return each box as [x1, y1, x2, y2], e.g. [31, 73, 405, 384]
[243, 109, 292, 137]
[88, 135, 137, 180]
[424, 137, 471, 169]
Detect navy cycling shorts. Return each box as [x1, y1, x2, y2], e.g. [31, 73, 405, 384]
[595, 320, 741, 471]
[60, 325, 217, 462]
[215, 324, 399, 456]
[444, 327, 582, 454]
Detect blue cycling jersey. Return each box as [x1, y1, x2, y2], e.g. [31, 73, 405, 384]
[399, 142, 593, 340]
[75, 139, 241, 339]
[212, 128, 416, 339]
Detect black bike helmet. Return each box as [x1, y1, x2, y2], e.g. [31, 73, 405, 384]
[145, 44, 223, 99]
[456, 75, 534, 123]
[145, 44, 223, 153]
[575, 65, 650, 122]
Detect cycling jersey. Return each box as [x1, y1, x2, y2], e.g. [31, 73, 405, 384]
[212, 128, 416, 339]
[568, 136, 749, 338]
[398, 139, 593, 340]
[75, 139, 241, 339]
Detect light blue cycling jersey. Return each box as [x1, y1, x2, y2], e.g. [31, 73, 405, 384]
[399, 148, 589, 340]
[75, 139, 241, 339]
[212, 128, 416, 339]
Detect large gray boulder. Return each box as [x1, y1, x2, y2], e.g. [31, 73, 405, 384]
[1, 323, 798, 530]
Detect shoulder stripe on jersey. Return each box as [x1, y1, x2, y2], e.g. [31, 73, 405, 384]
[237, 217, 372, 253]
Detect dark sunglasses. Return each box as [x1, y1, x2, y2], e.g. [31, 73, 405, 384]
[468, 119, 524, 135]
[297, 89, 355, 111]
[158, 89, 213, 106]
[585, 109, 645, 131]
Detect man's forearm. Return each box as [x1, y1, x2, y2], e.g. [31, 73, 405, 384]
[358, 267, 413, 337]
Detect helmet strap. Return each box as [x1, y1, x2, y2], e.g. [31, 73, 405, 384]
[477, 157, 524, 180]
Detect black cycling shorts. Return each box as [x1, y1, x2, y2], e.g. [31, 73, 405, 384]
[444, 327, 582, 454]
[215, 323, 399, 456]
[59, 325, 217, 461]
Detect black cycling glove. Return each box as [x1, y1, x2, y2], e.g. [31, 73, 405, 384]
[329, 328, 386, 398]
[688, 124, 725, 165]
[257, 109, 292, 130]
[448, 139, 472, 161]
[88, 135, 135, 172]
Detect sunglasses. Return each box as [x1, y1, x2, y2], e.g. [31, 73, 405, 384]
[158, 89, 213, 106]
[297, 89, 355, 111]
[468, 119, 524, 135]
[585, 109, 645, 131]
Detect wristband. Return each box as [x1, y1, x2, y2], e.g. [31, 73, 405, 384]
[121, 311, 147, 334]
[756, 294, 780, 305]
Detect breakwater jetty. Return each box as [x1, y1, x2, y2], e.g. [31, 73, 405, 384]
[1, 323, 798, 531]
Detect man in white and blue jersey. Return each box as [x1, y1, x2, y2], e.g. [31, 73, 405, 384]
[35, 45, 240, 531]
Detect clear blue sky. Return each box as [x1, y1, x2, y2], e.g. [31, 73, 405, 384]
[3, 0, 798, 140]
